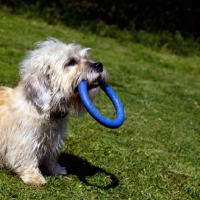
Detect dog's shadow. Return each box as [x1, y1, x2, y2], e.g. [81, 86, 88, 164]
[58, 153, 119, 190]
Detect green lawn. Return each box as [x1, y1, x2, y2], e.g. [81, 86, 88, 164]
[1, 11, 200, 200]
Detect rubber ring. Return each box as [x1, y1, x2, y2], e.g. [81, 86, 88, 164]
[78, 80, 125, 128]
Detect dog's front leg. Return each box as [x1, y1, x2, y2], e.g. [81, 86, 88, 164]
[3, 140, 47, 186]
[17, 167, 47, 186]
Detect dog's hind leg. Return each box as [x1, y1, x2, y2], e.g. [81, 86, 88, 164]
[41, 156, 68, 176]
[0, 159, 4, 168]
[47, 161, 68, 176]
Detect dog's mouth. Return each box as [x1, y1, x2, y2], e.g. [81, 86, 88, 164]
[74, 77, 101, 93]
[87, 76, 104, 90]
[74, 68, 108, 93]
[87, 80, 100, 90]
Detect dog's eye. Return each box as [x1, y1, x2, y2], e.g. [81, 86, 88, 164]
[65, 58, 77, 67]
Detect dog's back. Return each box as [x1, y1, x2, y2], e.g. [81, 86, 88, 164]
[0, 87, 13, 106]
[0, 87, 13, 124]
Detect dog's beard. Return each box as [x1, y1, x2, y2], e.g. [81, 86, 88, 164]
[79, 67, 108, 95]
[65, 68, 108, 115]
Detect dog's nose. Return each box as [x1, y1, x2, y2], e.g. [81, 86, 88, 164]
[93, 62, 103, 72]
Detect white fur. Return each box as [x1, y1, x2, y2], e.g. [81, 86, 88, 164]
[0, 38, 108, 185]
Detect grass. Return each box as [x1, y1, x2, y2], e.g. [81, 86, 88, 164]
[1, 10, 200, 199]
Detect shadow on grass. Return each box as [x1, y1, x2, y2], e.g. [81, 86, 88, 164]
[58, 153, 119, 190]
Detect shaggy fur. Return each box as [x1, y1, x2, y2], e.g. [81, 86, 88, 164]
[0, 38, 108, 185]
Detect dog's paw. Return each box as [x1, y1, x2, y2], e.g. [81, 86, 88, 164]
[50, 163, 68, 175]
[19, 168, 47, 186]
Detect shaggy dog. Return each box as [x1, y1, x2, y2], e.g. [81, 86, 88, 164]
[0, 38, 108, 185]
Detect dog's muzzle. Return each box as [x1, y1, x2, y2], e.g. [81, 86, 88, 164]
[86, 62, 104, 90]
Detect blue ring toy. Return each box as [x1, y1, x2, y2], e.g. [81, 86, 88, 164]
[78, 80, 125, 128]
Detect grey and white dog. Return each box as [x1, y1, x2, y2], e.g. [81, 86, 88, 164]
[0, 38, 108, 185]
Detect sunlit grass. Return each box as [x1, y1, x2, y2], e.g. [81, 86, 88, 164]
[1, 10, 200, 199]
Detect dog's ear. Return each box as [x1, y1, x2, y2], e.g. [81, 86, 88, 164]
[24, 74, 51, 112]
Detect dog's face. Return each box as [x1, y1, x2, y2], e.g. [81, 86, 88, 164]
[20, 39, 108, 116]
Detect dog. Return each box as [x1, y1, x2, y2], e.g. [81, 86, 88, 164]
[0, 38, 108, 185]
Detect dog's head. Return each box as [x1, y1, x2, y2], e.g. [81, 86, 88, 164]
[20, 38, 109, 117]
